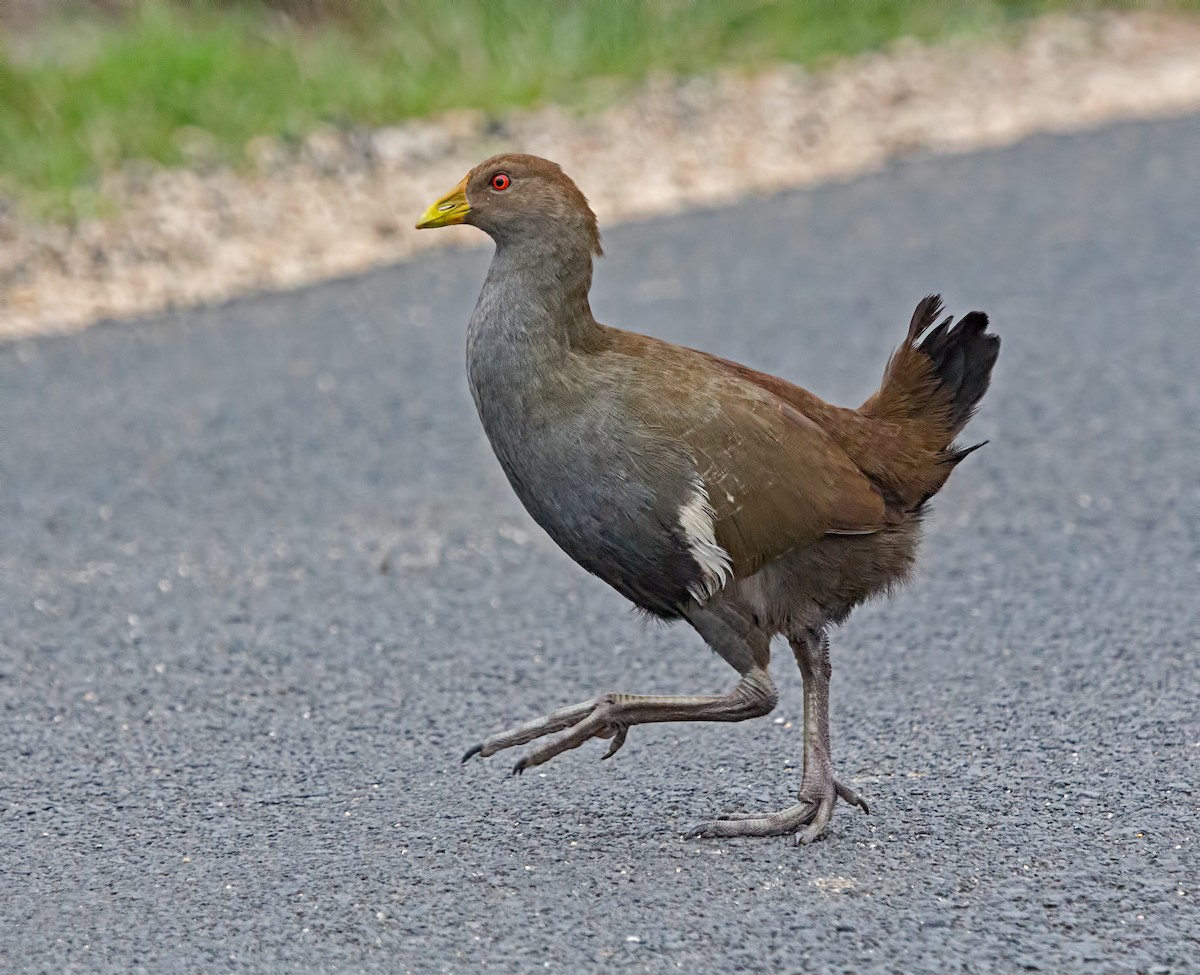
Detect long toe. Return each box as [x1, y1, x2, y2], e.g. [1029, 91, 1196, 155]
[464, 698, 600, 761]
[684, 801, 818, 840]
[511, 710, 615, 772]
[686, 777, 869, 843]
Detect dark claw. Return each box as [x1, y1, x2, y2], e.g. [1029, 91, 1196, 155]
[600, 724, 628, 760]
[461, 744, 483, 764]
[834, 780, 870, 814]
[511, 759, 527, 776]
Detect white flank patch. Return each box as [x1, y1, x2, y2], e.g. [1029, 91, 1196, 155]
[679, 482, 733, 603]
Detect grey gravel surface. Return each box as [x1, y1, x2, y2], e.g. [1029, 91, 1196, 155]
[2, 115, 1198, 975]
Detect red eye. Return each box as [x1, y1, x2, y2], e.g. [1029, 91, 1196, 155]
[490, 172, 511, 191]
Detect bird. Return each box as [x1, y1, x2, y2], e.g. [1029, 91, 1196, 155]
[416, 153, 999, 845]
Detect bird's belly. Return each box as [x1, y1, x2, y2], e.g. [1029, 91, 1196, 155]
[739, 520, 922, 630]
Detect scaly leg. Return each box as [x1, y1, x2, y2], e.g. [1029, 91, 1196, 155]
[463, 668, 777, 773]
[685, 628, 868, 844]
[463, 601, 775, 774]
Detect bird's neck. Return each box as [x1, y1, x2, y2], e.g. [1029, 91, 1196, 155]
[472, 236, 602, 354]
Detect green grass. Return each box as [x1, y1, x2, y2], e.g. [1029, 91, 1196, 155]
[1, 0, 1192, 218]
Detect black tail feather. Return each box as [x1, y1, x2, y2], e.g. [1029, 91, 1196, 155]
[916, 302, 1000, 437]
[945, 439, 988, 466]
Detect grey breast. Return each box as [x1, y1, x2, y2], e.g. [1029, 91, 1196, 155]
[465, 318, 705, 617]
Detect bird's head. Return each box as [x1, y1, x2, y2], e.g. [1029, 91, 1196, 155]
[416, 153, 602, 257]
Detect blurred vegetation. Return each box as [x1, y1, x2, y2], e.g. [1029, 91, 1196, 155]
[1, 0, 1194, 218]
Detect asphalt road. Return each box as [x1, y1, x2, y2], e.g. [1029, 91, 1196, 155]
[3, 114, 1198, 975]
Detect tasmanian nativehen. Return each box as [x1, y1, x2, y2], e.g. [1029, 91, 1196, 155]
[416, 154, 999, 844]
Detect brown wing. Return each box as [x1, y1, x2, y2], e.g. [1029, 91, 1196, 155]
[612, 332, 890, 578]
[686, 380, 889, 576]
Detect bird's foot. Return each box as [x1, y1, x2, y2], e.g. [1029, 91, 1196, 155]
[684, 777, 869, 845]
[462, 694, 631, 774]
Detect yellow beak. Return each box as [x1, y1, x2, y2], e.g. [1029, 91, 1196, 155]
[415, 177, 470, 229]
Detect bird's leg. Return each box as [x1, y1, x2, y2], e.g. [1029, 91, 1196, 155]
[463, 667, 777, 774]
[685, 628, 868, 844]
[463, 601, 776, 774]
